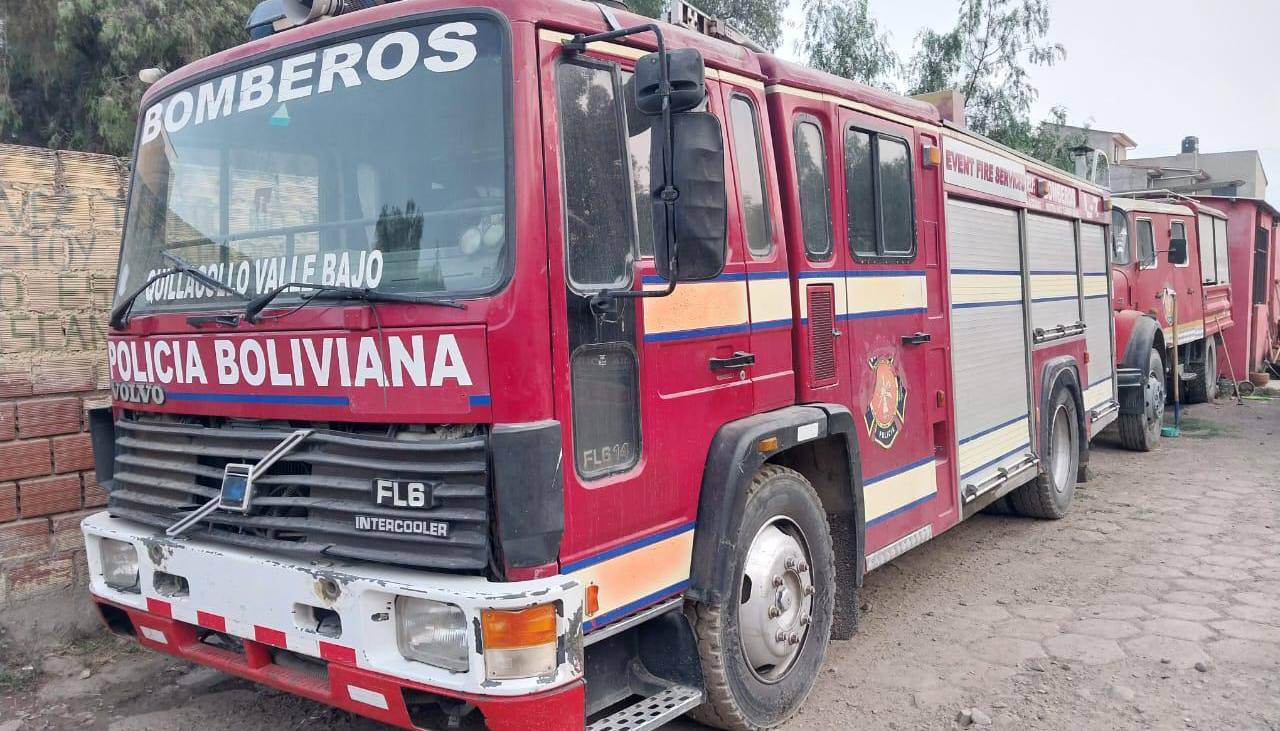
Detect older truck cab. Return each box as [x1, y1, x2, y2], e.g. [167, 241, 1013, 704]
[1109, 195, 1232, 449]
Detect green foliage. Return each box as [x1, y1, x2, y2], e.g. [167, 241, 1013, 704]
[628, 0, 667, 18]
[0, 0, 255, 155]
[799, 0, 895, 89]
[1028, 106, 1089, 173]
[905, 0, 1064, 152]
[628, 0, 786, 50]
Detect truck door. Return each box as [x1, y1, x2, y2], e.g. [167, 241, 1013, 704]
[723, 83, 793, 412]
[539, 34, 753, 625]
[836, 108, 953, 556]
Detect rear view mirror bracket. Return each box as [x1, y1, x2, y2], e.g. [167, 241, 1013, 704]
[563, 23, 724, 315]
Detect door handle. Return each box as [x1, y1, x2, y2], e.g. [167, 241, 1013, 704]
[710, 351, 756, 370]
[901, 332, 931, 345]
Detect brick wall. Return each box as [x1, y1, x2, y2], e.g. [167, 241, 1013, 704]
[0, 144, 128, 607]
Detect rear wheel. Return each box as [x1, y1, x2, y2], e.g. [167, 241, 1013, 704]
[690, 465, 835, 730]
[1118, 348, 1164, 451]
[1185, 337, 1218, 403]
[1009, 386, 1079, 519]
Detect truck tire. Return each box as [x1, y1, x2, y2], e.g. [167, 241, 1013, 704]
[1118, 348, 1164, 451]
[1009, 386, 1079, 519]
[1185, 337, 1218, 404]
[689, 464, 835, 731]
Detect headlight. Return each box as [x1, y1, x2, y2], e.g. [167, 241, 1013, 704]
[100, 538, 139, 592]
[481, 603, 558, 680]
[396, 597, 469, 672]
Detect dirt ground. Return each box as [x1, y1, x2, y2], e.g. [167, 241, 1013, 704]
[2, 398, 1278, 730]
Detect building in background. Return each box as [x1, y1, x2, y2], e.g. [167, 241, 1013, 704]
[1112, 136, 1268, 199]
[1044, 123, 1137, 165]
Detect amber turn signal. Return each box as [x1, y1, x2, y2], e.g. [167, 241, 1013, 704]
[481, 603, 557, 650]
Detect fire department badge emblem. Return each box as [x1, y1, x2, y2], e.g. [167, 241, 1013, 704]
[865, 356, 907, 449]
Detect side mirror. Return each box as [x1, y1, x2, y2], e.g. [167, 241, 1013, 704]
[651, 112, 727, 282]
[1169, 237, 1188, 263]
[635, 49, 706, 115]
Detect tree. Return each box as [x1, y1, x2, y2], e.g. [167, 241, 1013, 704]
[0, 0, 256, 155]
[905, 0, 1064, 152]
[628, 0, 667, 18]
[1028, 106, 1091, 174]
[626, 0, 787, 51]
[799, 0, 896, 89]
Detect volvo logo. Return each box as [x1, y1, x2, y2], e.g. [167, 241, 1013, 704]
[111, 381, 166, 405]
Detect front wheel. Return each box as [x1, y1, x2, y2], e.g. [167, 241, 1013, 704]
[1118, 348, 1165, 451]
[1185, 337, 1218, 403]
[690, 465, 835, 731]
[1009, 386, 1080, 519]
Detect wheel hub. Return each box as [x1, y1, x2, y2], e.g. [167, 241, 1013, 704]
[1050, 404, 1074, 491]
[1144, 370, 1165, 425]
[739, 519, 813, 683]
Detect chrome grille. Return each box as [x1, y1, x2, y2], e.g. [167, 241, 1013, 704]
[108, 415, 490, 571]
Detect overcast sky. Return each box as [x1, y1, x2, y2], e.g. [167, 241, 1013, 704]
[780, 0, 1279, 206]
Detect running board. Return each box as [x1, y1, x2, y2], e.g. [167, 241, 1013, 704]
[587, 685, 704, 731]
[962, 455, 1039, 504]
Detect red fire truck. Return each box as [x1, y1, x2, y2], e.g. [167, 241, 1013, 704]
[83, 1, 1118, 729]
[1108, 194, 1232, 448]
[1190, 196, 1280, 385]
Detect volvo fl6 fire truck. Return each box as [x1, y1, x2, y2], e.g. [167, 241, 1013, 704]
[83, 1, 1120, 728]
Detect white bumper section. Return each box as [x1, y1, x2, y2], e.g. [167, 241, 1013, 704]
[82, 512, 585, 697]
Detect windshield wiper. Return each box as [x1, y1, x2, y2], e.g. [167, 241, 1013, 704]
[244, 282, 465, 323]
[109, 255, 248, 330]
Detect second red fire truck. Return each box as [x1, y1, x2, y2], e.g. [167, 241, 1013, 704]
[84, 1, 1120, 729]
[1108, 194, 1232, 448]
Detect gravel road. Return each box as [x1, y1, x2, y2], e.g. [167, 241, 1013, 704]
[2, 398, 1278, 730]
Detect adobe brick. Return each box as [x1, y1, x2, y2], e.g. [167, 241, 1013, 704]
[51, 509, 96, 553]
[0, 482, 16, 522]
[32, 358, 96, 395]
[0, 439, 51, 481]
[18, 473, 81, 518]
[52, 432, 94, 473]
[5, 556, 74, 600]
[25, 272, 93, 313]
[0, 313, 66, 354]
[0, 517, 51, 561]
[0, 403, 14, 440]
[16, 395, 81, 438]
[83, 473, 108, 508]
[0, 363, 32, 396]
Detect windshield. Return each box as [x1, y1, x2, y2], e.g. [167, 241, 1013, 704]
[116, 15, 511, 315]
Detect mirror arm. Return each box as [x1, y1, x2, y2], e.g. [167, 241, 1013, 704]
[568, 23, 682, 312]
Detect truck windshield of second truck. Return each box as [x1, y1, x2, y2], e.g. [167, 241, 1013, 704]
[113, 15, 513, 317]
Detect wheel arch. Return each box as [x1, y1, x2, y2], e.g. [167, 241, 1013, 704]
[1116, 312, 1166, 401]
[688, 404, 864, 640]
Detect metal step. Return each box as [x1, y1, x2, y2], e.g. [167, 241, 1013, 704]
[587, 685, 704, 731]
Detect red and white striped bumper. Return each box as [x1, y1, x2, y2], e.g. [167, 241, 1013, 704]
[82, 512, 587, 730]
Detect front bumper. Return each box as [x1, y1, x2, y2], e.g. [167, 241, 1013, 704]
[83, 512, 587, 730]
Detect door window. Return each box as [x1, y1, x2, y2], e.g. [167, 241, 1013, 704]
[1214, 218, 1230, 283]
[1110, 209, 1131, 265]
[1198, 215, 1217, 282]
[729, 95, 773, 257]
[1170, 221, 1188, 266]
[557, 60, 636, 291]
[556, 57, 643, 480]
[844, 128, 916, 260]
[1136, 218, 1156, 268]
[794, 118, 832, 261]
